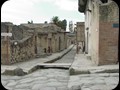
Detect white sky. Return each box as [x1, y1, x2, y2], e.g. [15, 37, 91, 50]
[1, 0, 85, 31]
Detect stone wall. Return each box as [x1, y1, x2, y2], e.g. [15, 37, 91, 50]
[11, 25, 31, 40]
[1, 40, 11, 65]
[59, 33, 66, 51]
[66, 33, 76, 48]
[83, 0, 119, 65]
[1, 22, 68, 64]
[36, 31, 67, 56]
[84, 0, 99, 64]
[10, 36, 36, 64]
[1, 22, 31, 40]
[76, 22, 85, 42]
[99, 1, 119, 22]
[90, 0, 99, 65]
[37, 34, 48, 55]
[99, 22, 119, 65]
[98, 1, 119, 65]
[1, 36, 36, 65]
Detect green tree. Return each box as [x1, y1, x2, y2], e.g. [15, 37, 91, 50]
[61, 19, 67, 30]
[51, 16, 67, 31]
[28, 21, 31, 24]
[44, 21, 48, 24]
[51, 16, 59, 25]
[28, 20, 33, 24]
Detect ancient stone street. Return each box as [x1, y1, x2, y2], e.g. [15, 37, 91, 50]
[68, 73, 119, 90]
[1, 69, 69, 90]
[54, 46, 76, 63]
[1, 47, 119, 90]
[1, 69, 119, 90]
[1, 0, 119, 90]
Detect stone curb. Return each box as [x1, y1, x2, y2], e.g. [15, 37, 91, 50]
[69, 66, 119, 75]
[45, 45, 74, 63]
[1, 45, 74, 76]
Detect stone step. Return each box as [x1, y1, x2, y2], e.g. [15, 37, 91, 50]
[69, 65, 119, 75]
[1, 63, 72, 76]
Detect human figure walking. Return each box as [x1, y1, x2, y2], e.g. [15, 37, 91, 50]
[82, 45, 85, 54]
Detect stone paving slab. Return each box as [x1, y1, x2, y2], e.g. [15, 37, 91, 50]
[68, 73, 119, 90]
[1, 45, 74, 75]
[69, 53, 119, 75]
[68, 53, 119, 90]
[1, 69, 69, 90]
[70, 64, 119, 75]
[70, 54, 96, 68]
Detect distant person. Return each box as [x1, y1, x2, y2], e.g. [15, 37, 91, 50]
[82, 45, 85, 53]
[44, 48, 46, 53]
[48, 46, 50, 53]
[78, 46, 81, 51]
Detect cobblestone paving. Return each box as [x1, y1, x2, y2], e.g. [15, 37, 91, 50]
[1, 47, 77, 90]
[1, 46, 119, 90]
[54, 46, 76, 63]
[68, 73, 119, 90]
[2, 70, 119, 90]
[1, 69, 69, 90]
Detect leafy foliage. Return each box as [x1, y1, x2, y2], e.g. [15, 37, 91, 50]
[51, 16, 67, 31]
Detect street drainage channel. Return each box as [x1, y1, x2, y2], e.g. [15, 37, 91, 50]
[39, 63, 71, 69]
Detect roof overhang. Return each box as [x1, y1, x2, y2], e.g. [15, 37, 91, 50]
[78, 0, 87, 13]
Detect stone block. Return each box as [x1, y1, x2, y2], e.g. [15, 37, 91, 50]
[14, 68, 27, 76]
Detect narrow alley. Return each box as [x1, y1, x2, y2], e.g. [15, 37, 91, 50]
[54, 46, 76, 63]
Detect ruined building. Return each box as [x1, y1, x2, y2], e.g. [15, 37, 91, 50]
[1, 22, 36, 64]
[21, 23, 67, 55]
[1, 22, 68, 65]
[78, 0, 119, 65]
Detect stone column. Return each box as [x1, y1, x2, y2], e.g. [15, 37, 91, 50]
[1, 23, 13, 65]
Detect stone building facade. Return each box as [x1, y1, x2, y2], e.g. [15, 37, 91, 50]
[78, 0, 119, 65]
[75, 22, 85, 53]
[66, 32, 76, 48]
[1, 22, 36, 64]
[21, 23, 67, 56]
[1, 22, 68, 64]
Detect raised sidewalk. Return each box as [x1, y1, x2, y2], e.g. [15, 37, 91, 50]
[1, 45, 74, 75]
[69, 53, 119, 75]
[68, 53, 119, 90]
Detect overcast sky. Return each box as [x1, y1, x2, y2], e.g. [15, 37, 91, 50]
[1, 0, 85, 31]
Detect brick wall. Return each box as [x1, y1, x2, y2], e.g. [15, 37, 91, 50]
[1, 40, 11, 64]
[98, 1, 119, 65]
[99, 22, 119, 65]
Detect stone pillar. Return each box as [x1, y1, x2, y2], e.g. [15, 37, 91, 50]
[1, 23, 13, 65]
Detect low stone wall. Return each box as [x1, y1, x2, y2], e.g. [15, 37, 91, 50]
[10, 36, 36, 64]
[1, 36, 36, 65]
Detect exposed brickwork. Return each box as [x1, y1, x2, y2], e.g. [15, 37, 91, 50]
[98, 1, 119, 65]
[79, 0, 119, 65]
[99, 22, 119, 65]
